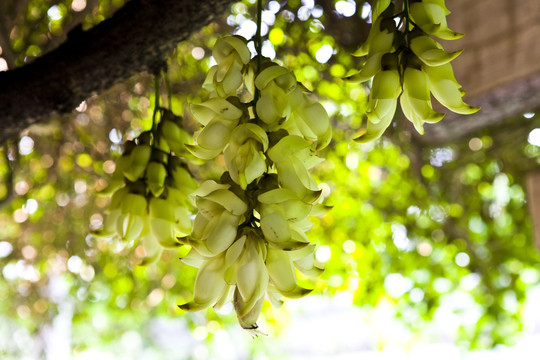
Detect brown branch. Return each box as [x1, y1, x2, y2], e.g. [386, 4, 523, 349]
[0, 0, 236, 143]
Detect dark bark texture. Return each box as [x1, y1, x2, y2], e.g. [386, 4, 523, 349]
[0, 0, 235, 142]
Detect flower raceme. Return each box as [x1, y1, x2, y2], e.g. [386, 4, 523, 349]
[180, 35, 329, 332]
[349, 0, 479, 142]
[92, 110, 197, 265]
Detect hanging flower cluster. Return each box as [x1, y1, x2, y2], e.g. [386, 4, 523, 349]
[349, 0, 479, 142]
[92, 109, 196, 264]
[178, 35, 331, 332]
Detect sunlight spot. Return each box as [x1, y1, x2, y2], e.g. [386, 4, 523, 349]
[384, 273, 413, 298]
[33, 299, 48, 314]
[361, 2, 371, 19]
[74, 180, 87, 194]
[527, 128, 540, 146]
[416, 241, 432, 256]
[56, 193, 70, 207]
[307, 18, 323, 31]
[368, 166, 383, 183]
[409, 288, 424, 302]
[322, 100, 338, 117]
[161, 274, 176, 289]
[19, 136, 34, 155]
[235, 19, 257, 39]
[428, 205, 446, 223]
[342, 240, 356, 254]
[15, 180, 30, 196]
[17, 305, 31, 318]
[0, 242, 13, 258]
[430, 147, 453, 167]
[269, 28, 285, 46]
[503, 291, 519, 313]
[315, 245, 331, 263]
[147, 288, 164, 307]
[133, 245, 146, 259]
[80, 265, 95, 281]
[298, 6, 311, 21]
[281, 9, 295, 22]
[71, 0, 87, 12]
[0, 58, 7, 71]
[18, 260, 40, 282]
[347, 276, 359, 290]
[103, 160, 116, 174]
[92, 313, 108, 330]
[109, 128, 122, 144]
[262, 10, 276, 25]
[455, 252, 470, 267]
[89, 213, 103, 230]
[493, 173, 510, 206]
[407, 205, 421, 216]
[468, 216, 486, 234]
[47, 5, 63, 21]
[13, 209, 28, 223]
[468, 137, 483, 151]
[335, 0, 356, 17]
[392, 223, 412, 251]
[268, 1, 280, 13]
[261, 40, 276, 59]
[311, 6, 323, 18]
[68, 255, 83, 273]
[2, 262, 17, 280]
[329, 274, 343, 287]
[460, 273, 480, 291]
[315, 44, 333, 63]
[433, 277, 452, 293]
[345, 152, 359, 170]
[23, 198, 38, 215]
[191, 47, 205, 60]
[520, 269, 540, 284]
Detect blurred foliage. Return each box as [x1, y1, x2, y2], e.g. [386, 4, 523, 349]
[1, 0, 540, 358]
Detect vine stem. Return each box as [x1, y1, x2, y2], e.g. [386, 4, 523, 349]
[152, 73, 161, 133]
[0, 142, 14, 209]
[255, 0, 263, 73]
[164, 70, 173, 112]
[252, 0, 263, 117]
[403, 0, 411, 42]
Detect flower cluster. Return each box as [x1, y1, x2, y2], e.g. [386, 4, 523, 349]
[350, 0, 479, 142]
[179, 35, 330, 332]
[92, 110, 196, 264]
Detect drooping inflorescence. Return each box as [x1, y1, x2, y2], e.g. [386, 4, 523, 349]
[90, 0, 480, 335]
[178, 35, 330, 332]
[92, 108, 197, 265]
[349, 0, 480, 142]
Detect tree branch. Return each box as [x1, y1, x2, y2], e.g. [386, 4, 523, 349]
[0, 0, 236, 143]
